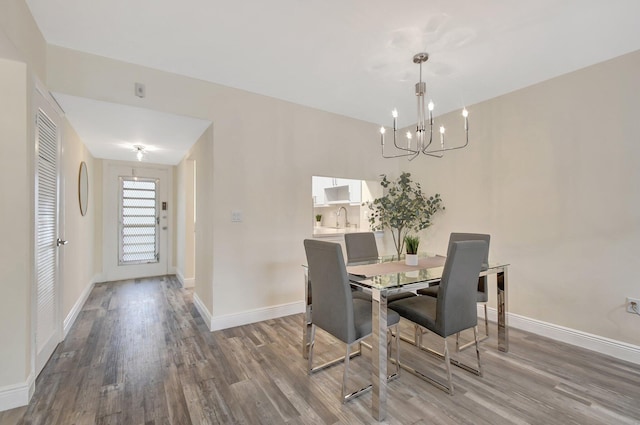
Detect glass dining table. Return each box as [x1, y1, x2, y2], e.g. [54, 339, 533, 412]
[302, 253, 510, 422]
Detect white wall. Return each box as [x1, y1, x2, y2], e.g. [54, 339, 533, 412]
[406, 50, 640, 347]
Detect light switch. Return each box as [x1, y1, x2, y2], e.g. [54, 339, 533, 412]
[231, 210, 243, 222]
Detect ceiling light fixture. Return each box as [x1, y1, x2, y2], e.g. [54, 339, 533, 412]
[133, 145, 145, 162]
[380, 52, 469, 160]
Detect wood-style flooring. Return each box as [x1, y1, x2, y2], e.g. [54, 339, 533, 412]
[1, 275, 639, 424]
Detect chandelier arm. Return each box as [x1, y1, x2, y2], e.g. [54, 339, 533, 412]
[392, 130, 419, 154]
[381, 130, 418, 158]
[407, 150, 421, 161]
[422, 129, 469, 154]
[424, 152, 444, 158]
[382, 147, 419, 158]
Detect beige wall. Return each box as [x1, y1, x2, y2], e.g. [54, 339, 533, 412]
[61, 122, 96, 318]
[0, 0, 100, 404]
[187, 127, 215, 313]
[0, 0, 46, 79]
[45, 46, 398, 321]
[44, 42, 640, 346]
[0, 58, 32, 389]
[175, 157, 196, 286]
[406, 50, 640, 346]
[0, 0, 46, 396]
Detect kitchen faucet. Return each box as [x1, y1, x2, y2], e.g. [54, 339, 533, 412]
[336, 206, 349, 228]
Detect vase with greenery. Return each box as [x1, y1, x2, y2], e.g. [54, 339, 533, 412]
[405, 235, 420, 254]
[366, 172, 444, 258]
[315, 214, 322, 227]
[404, 234, 420, 265]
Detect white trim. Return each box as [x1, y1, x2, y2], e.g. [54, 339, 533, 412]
[482, 306, 640, 365]
[63, 279, 95, 338]
[175, 270, 194, 288]
[175, 269, 184, 285]
[192, 292, 212, 331]
[210, 301, 305, 332]
[0, 372, 34, 412]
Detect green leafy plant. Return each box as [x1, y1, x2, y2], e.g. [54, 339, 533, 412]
[315, 214, 322, 222]
[405, 235, 420, 255]
[366, 172, 444, 258]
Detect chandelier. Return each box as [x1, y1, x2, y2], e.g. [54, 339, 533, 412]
[379, 52, 469, 160]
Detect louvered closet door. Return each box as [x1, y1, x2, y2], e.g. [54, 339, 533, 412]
[35, 106, 61, 375]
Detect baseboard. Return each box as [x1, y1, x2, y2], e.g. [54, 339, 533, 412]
[175, 269, 185, 286]
[0, 372, 34, 412]
[482, 306, 640, 365]
[63, 278, 96, 338]
[210, 301, 305, 332]
[192, 292, 213, 331]
[175, 269, 195, 288]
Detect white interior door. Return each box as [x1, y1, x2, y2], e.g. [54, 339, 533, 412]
[34, 90, 63, 375]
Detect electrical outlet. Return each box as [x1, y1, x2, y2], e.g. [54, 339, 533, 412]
[627, 297, 640, 314]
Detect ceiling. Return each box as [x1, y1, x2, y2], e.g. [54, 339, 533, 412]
[27, 0, 640, 163]
[53, 93, 211, 165]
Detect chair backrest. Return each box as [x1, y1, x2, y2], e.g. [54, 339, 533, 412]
[436, 240, 489, 337]
[448, 233, 490, 299]
[304, 239, 356, 343]
[344, 232, 379, 265]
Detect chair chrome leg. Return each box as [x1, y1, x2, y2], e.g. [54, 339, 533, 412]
[395, 325, 401, 376]
[342, 343, 351, 402]
[474, 326, 483, 377]
[483, 304, 489, 337]
[307, 324, 316, 375]
[457, 304, 490, 352]
[443, 338, 454, 395]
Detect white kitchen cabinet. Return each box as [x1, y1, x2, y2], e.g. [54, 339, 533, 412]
[312, 176, 362, 205]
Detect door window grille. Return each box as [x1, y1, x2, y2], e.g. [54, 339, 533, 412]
[119, 177, 159, 265]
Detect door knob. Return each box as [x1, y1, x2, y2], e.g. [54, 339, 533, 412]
[56, 238, 68, 247]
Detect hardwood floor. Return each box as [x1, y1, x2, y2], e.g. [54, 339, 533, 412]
[2, 275, 639, 424]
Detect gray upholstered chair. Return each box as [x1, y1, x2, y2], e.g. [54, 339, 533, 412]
[344, 232, 415, 303]
[389, 240, 488, 395]
[417, 232, 490, 349]
[303, 239, 401, 403]
[344, 232, 379, 265]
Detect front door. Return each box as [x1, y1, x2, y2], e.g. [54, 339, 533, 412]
[103, 163, 169, 281]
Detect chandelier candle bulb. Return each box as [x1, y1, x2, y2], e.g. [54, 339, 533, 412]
[462, 108, 469, 130]
[440, 126, 445, 149]
[392, 109, 398, 131]
[428, 101, 434, 124]
[380, 126, 385, 145]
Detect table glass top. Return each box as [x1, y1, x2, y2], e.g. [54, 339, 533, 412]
[347, 254, 508, 292]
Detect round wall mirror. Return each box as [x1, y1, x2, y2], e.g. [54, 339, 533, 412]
[78, 161, 88, 216]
